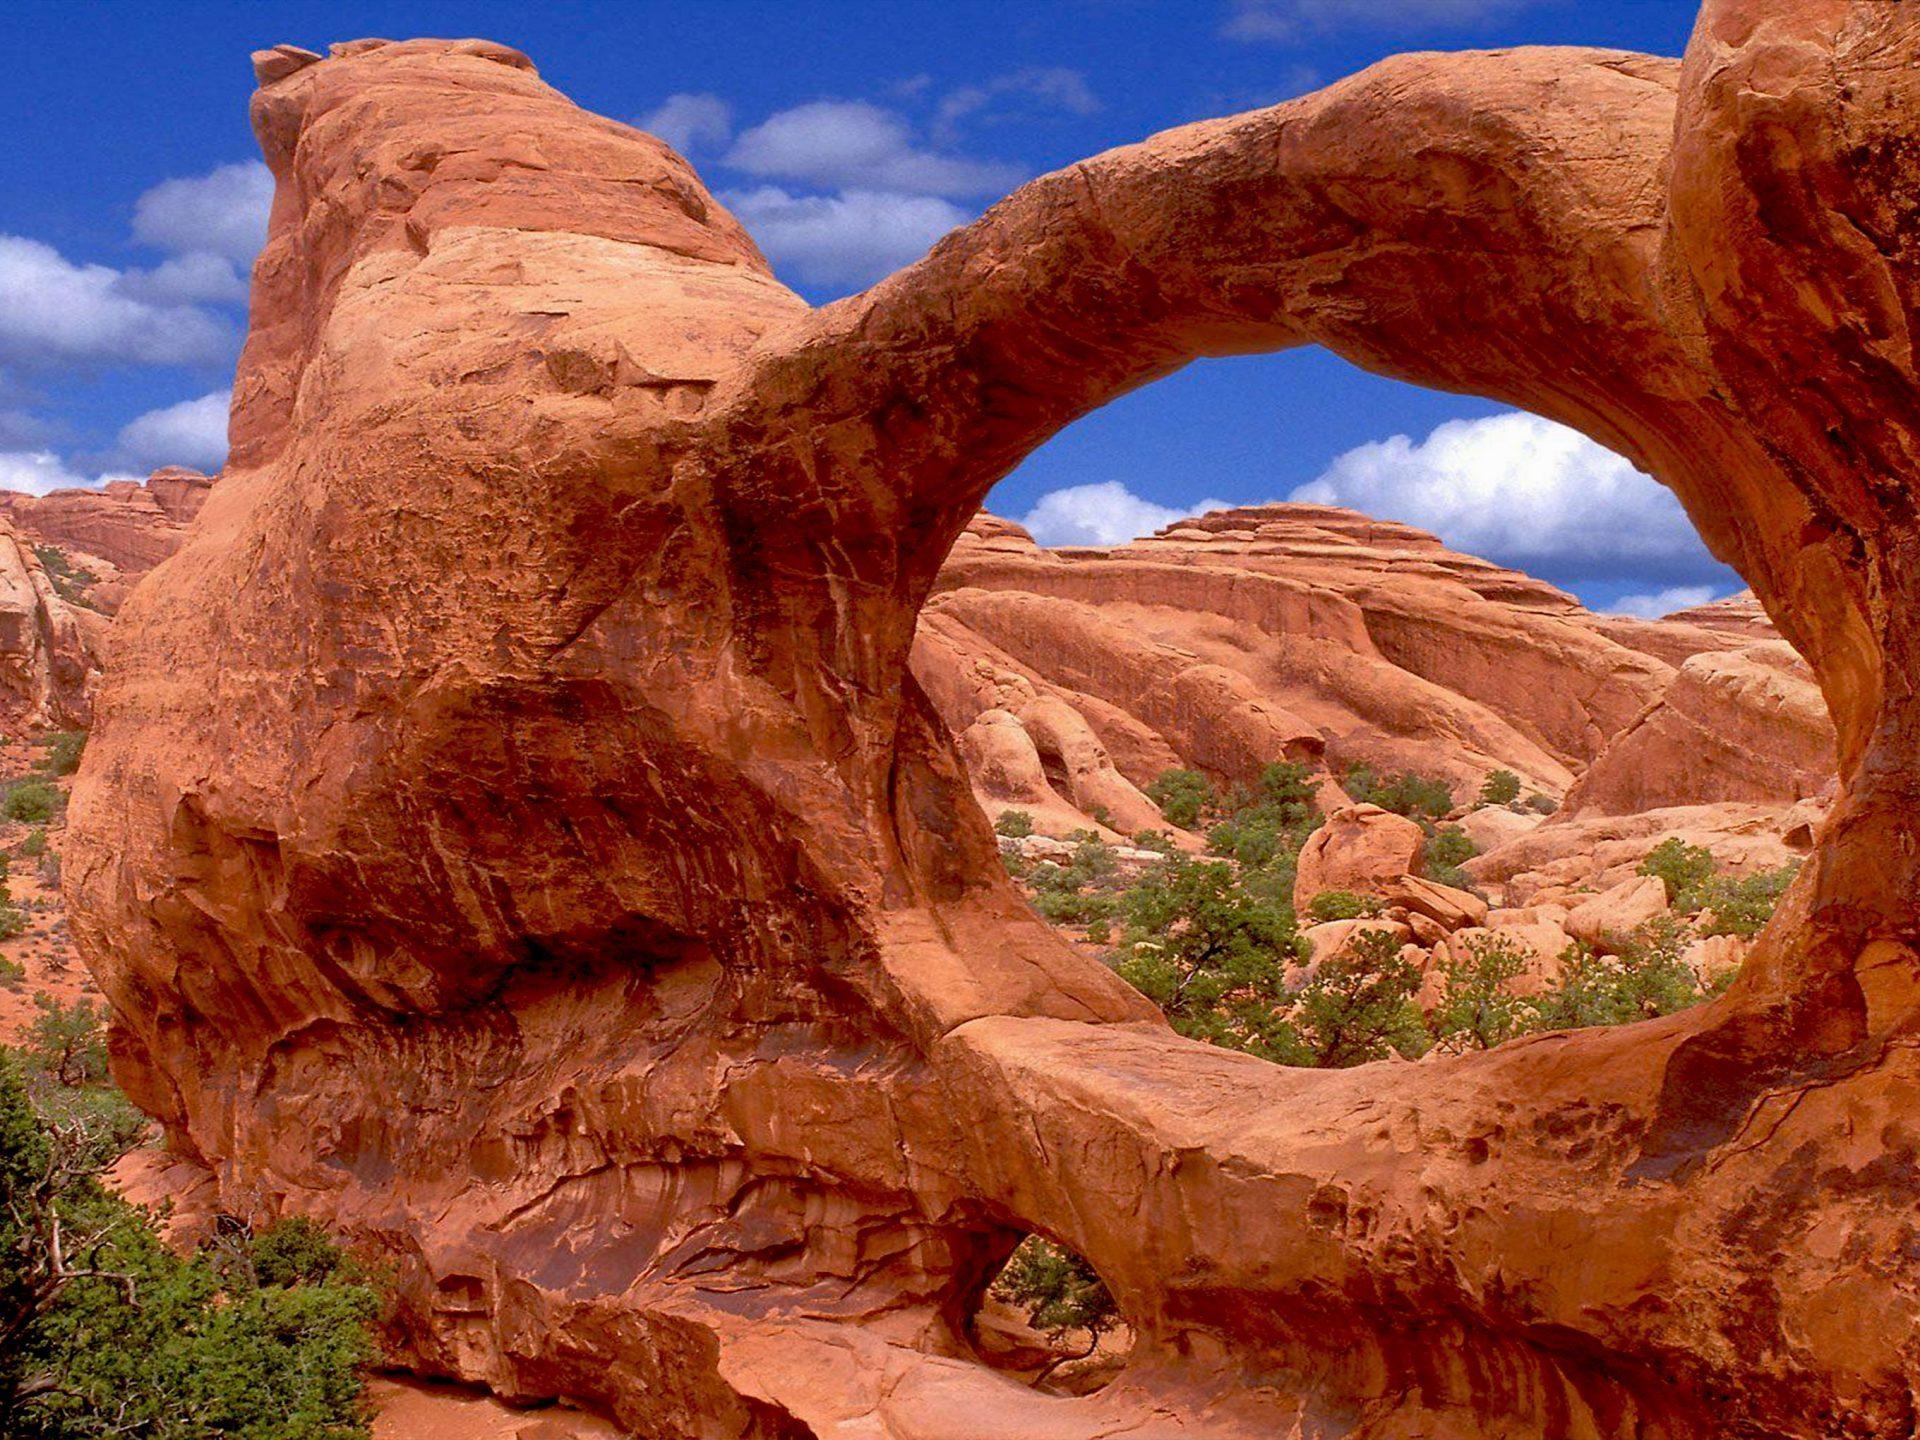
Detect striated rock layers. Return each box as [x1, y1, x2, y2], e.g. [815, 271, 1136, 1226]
[0, 468, 212, 615]
[915, 505, 1835, 833]
[65, 10, 1920, 1438]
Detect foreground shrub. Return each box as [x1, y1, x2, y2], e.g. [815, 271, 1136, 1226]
[37, 731, 86, 778]
[1428, 932, 1532, 1050]
[1693, 864, 1799, 938]
[990, 1235, 1119, 1356]
[0, 1051, 381, 1437]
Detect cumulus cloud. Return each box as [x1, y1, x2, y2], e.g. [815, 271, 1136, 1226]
[114, 389, 230, 471]
[638, 92, 733, 156]
[726, 100, 1022, 198]
[131, 160, 273, 264]
[0, 450, 127, 497]
[0, 235, 236, 370]
[721, 186, 968, 289]
[1604, 585, 1723, 620]
[1021, 481, 1229, 547]
[1224, 0, 1539, 43]
[1290, 410, 1724, 587]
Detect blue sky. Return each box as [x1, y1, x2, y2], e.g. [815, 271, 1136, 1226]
[0, 0, 1730, 614]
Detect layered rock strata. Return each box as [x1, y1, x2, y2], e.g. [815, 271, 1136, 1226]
[68, 10, 1920, 1437]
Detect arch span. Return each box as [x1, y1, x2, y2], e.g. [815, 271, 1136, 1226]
[70, 6, 1920, 1436]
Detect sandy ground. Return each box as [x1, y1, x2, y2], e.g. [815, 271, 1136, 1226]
[367, 1377, 630, 1439]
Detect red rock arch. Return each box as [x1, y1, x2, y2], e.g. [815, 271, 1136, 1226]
[69, 5, 1920, 1435]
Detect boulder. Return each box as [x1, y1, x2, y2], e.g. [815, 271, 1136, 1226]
[1293, 804, 1427, 910]
[1379, 873, 1489, 932]
[1565, 875, 1671, 953]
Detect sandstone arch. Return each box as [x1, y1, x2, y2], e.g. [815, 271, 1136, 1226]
[67, 5, 1920, 1436]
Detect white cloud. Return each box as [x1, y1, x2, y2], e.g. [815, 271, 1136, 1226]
[934, 68, 1099, 145]
[116, 250, 250, 306]
[0, 451, 136, 497]
[115, 389, 230, 472]
[0, 235, 235, 370]
[131, 161, 274, 264]
[1224, 0, 1538, 42]
[1289, 411, 1722, 586]
[721, 186, 969, 290]
[726, 100, 1022, 198]
[1604, 585, 1722, 620]
[1020, 481, 1230, 547]
[638, 93, 733, 156]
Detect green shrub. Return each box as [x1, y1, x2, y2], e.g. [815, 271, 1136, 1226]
[1693, 864, 1799, 938]
[25, 994, 107, 1087]
[16, 829, 45, 859]
[1341, 763, 1453, 821]
[0, 956, 22, 990]
[37, 730, 85, 778]
[3, 781, 60, 826]
[990, 1235, 1118, 1351]
[0, 887, 27, 941]
[1524, 792, 1559, 815]
[1306, 890, 1381, 923]
[1478, 769, 1522, 807]
[1429, 932, 1531, 1050]
[1130, 829, 1174, 854]
[994, 809, 1034, 839]
[1144, 769, 1213, 829]
[1113, 855, 1309, 1063]
[1290, 928, 1429, 1067]
[1526, 919, 1703, 1030]
[0, 1051, 380, 1437]
[1638, 838, 1718, 905]
[1088, 803, 1115, 829]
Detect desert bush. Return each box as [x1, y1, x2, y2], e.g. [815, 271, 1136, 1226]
[1424, 826, 1481, 891]
[25, 994, 107, 1087]
[1290, 928, 1429, 1067]
[0, 1050, 380, 1437]
[0, 956, 22, 990]
[17, 829, 45, 859]
[3, 782, 60, 826]
[1145, 769, 1213, 829]
[1477, 769, 1521, 807]
[1305, 890, 1381, 923]
[0, 887, 27, 942]
[1341, 763, 1453, 821]
[37, 730, 85, 778]
[1524, 791, 1558, 814]
[994, 809, 1034, 839]
[1693, 864, 1799, 938]
[1527, 918, 1703, 1030]
[1114, 855, 1309, 1063]
[1428, 932, 1531, 1050]
[990, 1234, 1119, 1360]
[1638, 838, 1717, 905]
[1129, 829, 1174, 854]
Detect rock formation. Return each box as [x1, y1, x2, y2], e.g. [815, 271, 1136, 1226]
[0, 518, 104, 728]
[0, 468, 211, 615]
[65, 8, 1920, 1437]
[917, 505, 1834, 832]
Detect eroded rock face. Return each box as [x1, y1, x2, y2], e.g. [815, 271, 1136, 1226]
[66, 11, 1920, 1438]
[918, 505, 1836, 830]
[0, 516, 103, 727]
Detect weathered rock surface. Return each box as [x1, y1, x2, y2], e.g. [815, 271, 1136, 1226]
[0, 517, 104, 727]
[1293, 804, 1427, 908]
[66, 12, 1920, 1438]
[918, 504, 1837, 846]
